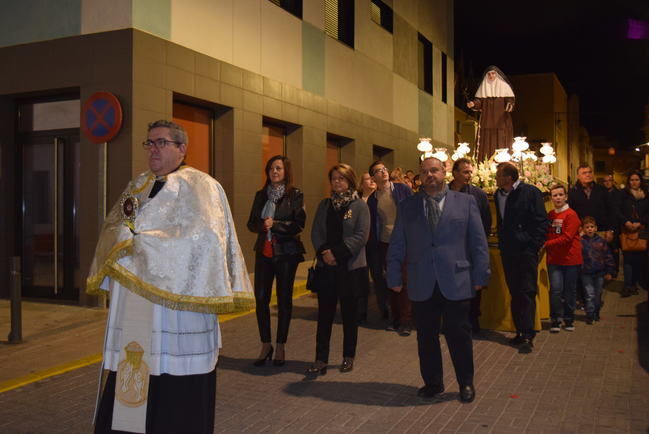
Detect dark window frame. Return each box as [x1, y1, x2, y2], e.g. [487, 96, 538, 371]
[370, 0, 393, 33]
[325, 0, 355, 49]
[268, 0, 303, 19]
[418, 33, 433, 95]
[441, 52, 448, 103]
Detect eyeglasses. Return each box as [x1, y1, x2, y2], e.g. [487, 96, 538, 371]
[372, 167, 388, 175]
[142, 139, 180, 150]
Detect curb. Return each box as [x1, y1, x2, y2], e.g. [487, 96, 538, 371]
[0, 280, 310, 394]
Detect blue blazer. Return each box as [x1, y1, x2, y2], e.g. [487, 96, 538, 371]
[386, 190, 491, 301]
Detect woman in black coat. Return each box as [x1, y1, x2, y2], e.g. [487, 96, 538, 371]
[247, 155, 306, 366]
[618, 170, 649, 297]
[308, 163, 370, 375]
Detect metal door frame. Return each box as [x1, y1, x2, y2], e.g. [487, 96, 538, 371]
[16, 128, 80, 300]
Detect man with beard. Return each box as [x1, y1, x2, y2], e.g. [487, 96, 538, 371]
[387, 157, 490, 402]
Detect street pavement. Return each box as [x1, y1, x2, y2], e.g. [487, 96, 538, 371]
[0, 280, 647, 433]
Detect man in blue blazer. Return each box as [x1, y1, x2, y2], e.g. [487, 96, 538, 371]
[387, 157, 490, 403]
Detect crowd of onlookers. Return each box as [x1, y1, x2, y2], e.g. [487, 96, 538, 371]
[247, 154, 648, 377]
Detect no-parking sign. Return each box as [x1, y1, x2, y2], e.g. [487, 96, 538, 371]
[81, 92, 123, 143]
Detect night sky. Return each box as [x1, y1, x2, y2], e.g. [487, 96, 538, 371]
[454, 0, 649, 150]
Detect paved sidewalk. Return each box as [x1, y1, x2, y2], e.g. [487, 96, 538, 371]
[0, 300, 106, 386]
[0, 282, 648, 433]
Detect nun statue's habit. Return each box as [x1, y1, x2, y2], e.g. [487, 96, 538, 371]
[467, 66, 515, 162]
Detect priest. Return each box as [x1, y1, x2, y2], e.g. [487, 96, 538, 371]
[467, 66, 516, 162]
[87, 120, 254, 433]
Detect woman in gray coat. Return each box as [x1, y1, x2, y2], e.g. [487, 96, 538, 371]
[308, 163, 370, 375]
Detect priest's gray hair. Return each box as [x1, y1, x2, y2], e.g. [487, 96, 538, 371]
[148, 120, 189, 145]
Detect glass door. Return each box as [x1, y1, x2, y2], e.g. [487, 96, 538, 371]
[20, 131, 80, 300]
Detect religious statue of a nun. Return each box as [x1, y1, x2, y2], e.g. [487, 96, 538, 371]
[467, 66, 515, 162]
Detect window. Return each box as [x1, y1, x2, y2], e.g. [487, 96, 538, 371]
[326, 138, 342, 170]
[370, 0, 393, 33]
[325, 137, 342, 195]
[173, 102, 213, 174]
[325, 0, 355, 48]
[18, 99, 80, 132]
[372, 144, 393, 170]
[262, 122, 286, 184]
[418, 33, 432, 94]
[268, 0, 302, 19]
[441, 52, 448, 103]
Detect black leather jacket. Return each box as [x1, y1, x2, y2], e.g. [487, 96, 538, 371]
[247, 187, 306, 259]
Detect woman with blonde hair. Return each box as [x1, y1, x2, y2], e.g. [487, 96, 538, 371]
[308, 164, 370, 375]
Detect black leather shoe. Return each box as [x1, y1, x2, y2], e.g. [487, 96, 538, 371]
[508, 334, 525, 346]
[518, 338, 534, 354]
[459, 385, 475, 403]
[253, 346, 273, 366]
[398, 326, 412, 337]
[417, 384, 444, 398]
[340, 357, 354, 373]
[306, 361, 327, 375]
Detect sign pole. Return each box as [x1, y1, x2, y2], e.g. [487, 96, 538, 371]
[98, 141, 108, 309]
[82, 91, 122, 309]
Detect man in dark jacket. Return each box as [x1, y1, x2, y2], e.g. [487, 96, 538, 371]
[603, 174, 624, 275]
[495, 163, 548, 353]
[569, 164, 615, 305]
[449, 158, 492, 336]
[569, 164, 615, 236]
[367, 160, 413, 334]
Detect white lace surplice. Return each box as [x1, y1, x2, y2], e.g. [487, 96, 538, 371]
[102, 278, 221, 376]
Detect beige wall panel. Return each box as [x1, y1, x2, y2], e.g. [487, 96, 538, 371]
[260, 1, 303, 88]
[233, 0, 262, 73]
[393, 0, 418, 31]
[392, 14, 417, 84]
[511, 74, 554, 140]
[425, 0, 450, 52]
[355, 0, 393, 70]
[81, 0, 132, 34]
[324, 38, 356, 111]
[447, 56, 455, 109]
[392, 74, 418, 132]
[352, 52, 393, 124]
[432, 99, 451, 147]
[170, 0, 233, 64]
[303, 0, 325, 30]
[553, 77, 569, 182]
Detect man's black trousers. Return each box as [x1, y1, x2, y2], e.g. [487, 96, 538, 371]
[411, 286, 473, 388]
[501, 250, 539, 339]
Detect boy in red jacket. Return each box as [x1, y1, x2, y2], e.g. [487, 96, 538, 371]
[544, 184, 583, 333]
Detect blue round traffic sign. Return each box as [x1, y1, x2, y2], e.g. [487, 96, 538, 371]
[81, 92, 123, 144]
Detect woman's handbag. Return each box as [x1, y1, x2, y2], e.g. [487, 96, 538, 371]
[306, 258, 322, 292]
[620, 228, 647, 252]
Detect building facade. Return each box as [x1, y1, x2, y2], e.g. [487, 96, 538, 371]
[0, 0, 455, 305]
